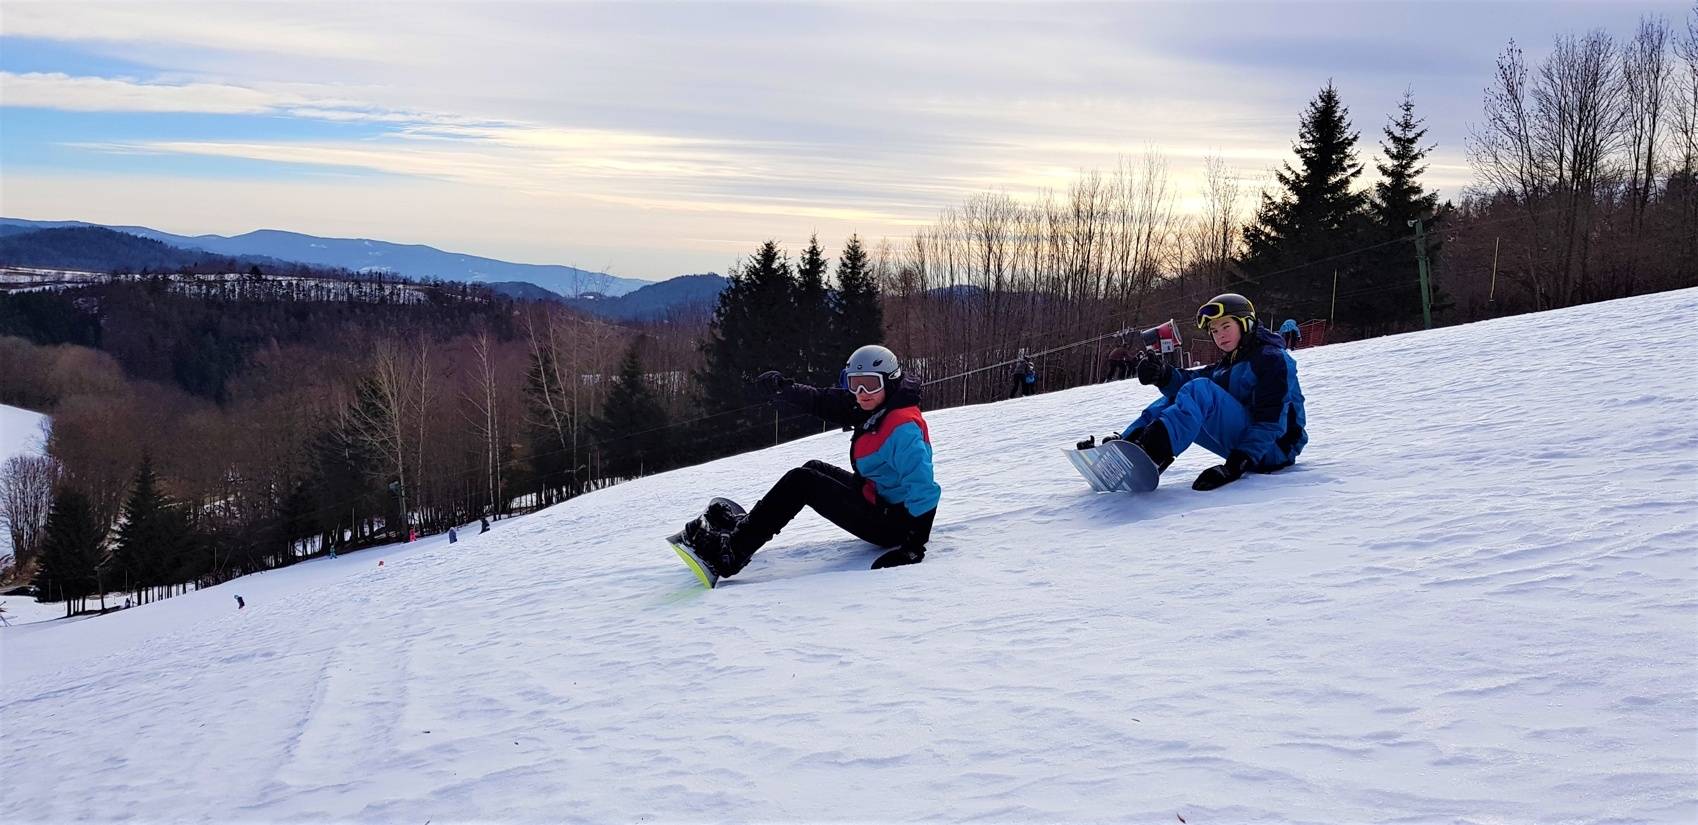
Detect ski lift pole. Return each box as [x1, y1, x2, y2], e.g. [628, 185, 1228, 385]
[1330, 269, 1338, 322]
[1489, 236, 1500, 303]
[1410, 218, 1433, 329]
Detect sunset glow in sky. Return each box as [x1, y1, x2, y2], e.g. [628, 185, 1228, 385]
[0, 1, 1679, 280]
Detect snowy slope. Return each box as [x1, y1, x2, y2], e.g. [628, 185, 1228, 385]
[0, 404, 49, 563]
[3, 290, 1696, 823]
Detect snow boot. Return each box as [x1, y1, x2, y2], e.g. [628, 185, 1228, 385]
[1134, 420, 1175, 473]
[871, 546, 925, 569]
[682, 516, 748, 579]
[704, 497, 747, 532]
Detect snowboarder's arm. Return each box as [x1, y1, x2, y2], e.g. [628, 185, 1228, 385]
[776, 382, 863, 427]
[1228, 351, 1291, 463]
[882, 422, 942, 520]
[1157, 364, 1204, 399]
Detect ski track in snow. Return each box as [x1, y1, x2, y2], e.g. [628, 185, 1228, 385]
[3, 290, 1697, 823]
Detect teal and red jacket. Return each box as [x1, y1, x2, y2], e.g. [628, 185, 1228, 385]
[777, 376, 942, 519]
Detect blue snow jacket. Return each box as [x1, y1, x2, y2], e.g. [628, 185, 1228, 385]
[777, 376, 942, 518]
[1130, 325, 1307, 469]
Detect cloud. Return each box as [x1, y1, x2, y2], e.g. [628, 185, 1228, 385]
[6, 1, 1650, 277]
[0, 71, 287, 114]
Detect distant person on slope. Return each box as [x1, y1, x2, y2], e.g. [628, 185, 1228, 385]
[1279, 318, 1302, 350]
[679, 344, 942, 580]
[1009, 353, 1038, 398]
[1080, 293, 1307, 491]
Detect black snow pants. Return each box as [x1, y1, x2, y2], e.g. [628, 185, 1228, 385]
[730, 460, 929, 558]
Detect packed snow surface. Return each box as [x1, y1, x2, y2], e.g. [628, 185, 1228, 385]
[3, 290, 1696, 823]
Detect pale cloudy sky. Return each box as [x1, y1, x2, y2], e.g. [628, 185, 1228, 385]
[0, 1, 1683, 280]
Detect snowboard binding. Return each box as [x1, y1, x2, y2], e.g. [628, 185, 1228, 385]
[667, 497, 748, 589]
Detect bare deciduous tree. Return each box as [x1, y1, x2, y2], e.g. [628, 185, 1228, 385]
[1, 453, 61, 576]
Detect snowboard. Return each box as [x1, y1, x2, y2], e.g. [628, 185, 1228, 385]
[667, 497, 746, 589]
[1065, 439, 1162, 493]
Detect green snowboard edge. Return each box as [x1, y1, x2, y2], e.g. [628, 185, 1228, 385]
[669, 537, 719, 589]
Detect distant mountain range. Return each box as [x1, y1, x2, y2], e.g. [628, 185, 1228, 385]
[561, 273, 727, 321]
[0, 226, 269, 273]
[0, 217, 650, 298]
[0, 219, 730, 321]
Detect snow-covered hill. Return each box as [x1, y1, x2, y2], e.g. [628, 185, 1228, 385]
[2, 290, 1695, 822]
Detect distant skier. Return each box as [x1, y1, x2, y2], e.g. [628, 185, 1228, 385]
[675, 344, 942, 581]
[1079, 293, 1307, 491]
[1009, 353, 1037, 398]
[1105, 342, 1135, 382]
[1279, 318, 1301, 350]
[448, 527, 458, 544]
[480, 517, 490, 534]
[234, 595, 245, 610]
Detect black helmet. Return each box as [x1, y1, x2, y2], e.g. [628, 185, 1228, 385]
[1196, 293, 1256, 332]
[844, 344, 902, 381]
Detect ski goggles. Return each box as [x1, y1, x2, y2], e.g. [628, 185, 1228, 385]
[1196, 301, 1250, 329]
[1196, 301, 1230, 329]
[845, 372, 886, 396]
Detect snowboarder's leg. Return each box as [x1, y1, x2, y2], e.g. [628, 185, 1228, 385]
[729, 461, 902, 560]
[1155, 379, 1250, 460]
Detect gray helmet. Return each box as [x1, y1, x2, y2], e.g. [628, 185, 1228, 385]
[844, 344, 902, 380]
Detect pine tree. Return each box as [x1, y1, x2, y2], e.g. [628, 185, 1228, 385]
[522, 348, 575, 503]
[832, 234, 885, 369]
[590, 340, 672, 480]
[692, 241, 806, 453]
[1242, 82, 1371, 323]
[1372, 91, 1440, 231]
[1358, 90, 1445, 333]
[795, 235, 834, 386]
[112, 455, 188, 603]
[275, 482, 317, 566]
[33, 486, 104, 618]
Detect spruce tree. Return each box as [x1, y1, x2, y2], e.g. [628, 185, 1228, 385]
[34, 486, 103, 618]
[692, 240, 806, 453]
[833, 235, 885, 368]
[112, 455, 188, 602]
[795, 235, 834, 386]
[1371, 91, 1439, 231]
[275, 482, 317, 565]
[1242, 82, 1371, 323]
[590, 340, 672, 480]
[1360, 90, 1445, 334]
[522, 348, 575, 503]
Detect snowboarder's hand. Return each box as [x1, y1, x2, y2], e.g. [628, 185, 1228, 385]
[1075, 435, 1096, 450]
[1192, 451, 1254, 491]
[754, 370, 792, 395]
[1135, 352, 1169, 386]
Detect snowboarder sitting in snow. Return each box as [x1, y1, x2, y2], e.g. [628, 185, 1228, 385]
[1080, 293, 1307, 491]
[680, 344, 942, 579]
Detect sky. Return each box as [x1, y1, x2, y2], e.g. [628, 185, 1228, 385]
[0, 1, 1685, 281]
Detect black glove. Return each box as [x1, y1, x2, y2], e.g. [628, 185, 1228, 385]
[872, 506, 931, 569]
[1135, 352, 1169, 386]
[1192, 451, 1255, 491]
[754, 370, 791, 395]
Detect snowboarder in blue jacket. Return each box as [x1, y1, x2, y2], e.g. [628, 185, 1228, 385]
[681, 344, 942, 579]
[1082, 293, 1307, 491]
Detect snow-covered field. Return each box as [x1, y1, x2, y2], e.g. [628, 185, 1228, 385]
[0, 404, 49, 567]
[3, 290, 1696, 823]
